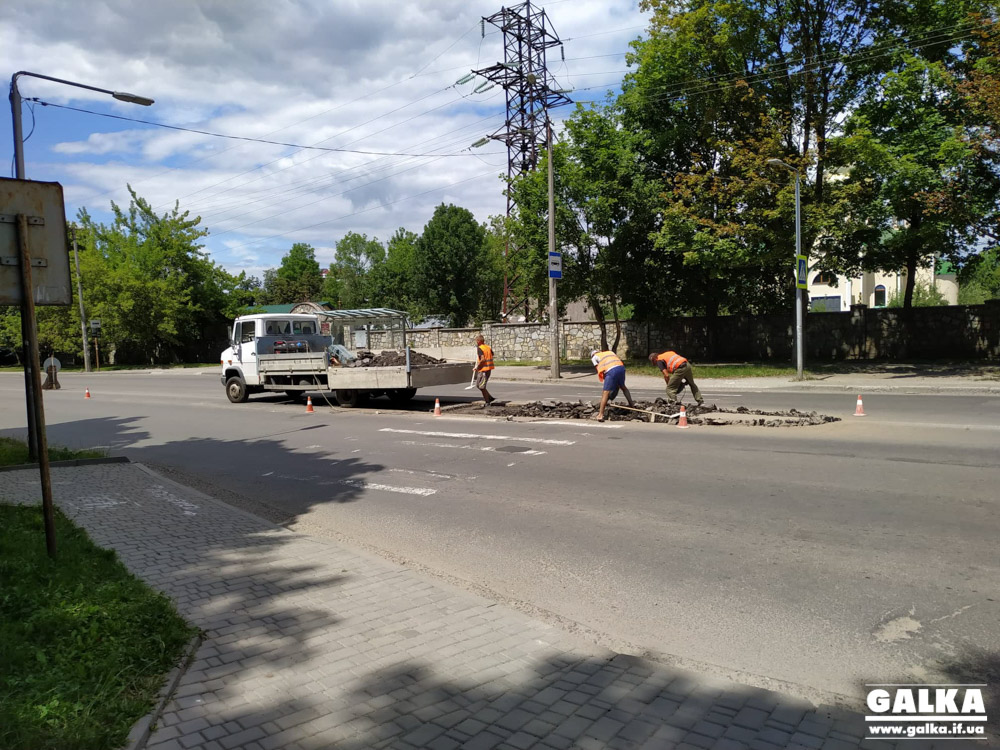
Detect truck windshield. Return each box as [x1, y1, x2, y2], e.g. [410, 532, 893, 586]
[292, 321, 315, 335]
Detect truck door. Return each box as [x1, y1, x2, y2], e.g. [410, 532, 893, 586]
[236, 319, 260, 384]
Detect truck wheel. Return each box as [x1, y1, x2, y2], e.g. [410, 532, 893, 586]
[335, 389, 367, 408]
[387, 388, 417, 404]
[226, 376, 250, 403]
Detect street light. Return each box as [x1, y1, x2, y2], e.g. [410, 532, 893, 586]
[9, 71, 153, 460]
[767, 158, 805, 381]
[11, 71, 154, 178]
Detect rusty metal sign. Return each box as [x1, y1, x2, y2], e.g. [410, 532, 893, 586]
[0, 177, 71, 305]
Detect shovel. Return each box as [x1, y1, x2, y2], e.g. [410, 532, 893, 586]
[464, 369, 477, 390]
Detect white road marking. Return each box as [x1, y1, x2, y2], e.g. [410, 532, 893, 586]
[380, 428, 574, 446]
[400, 440, 547, 456]
[389, 467, 458, 480]
[338, 479, 436, 496]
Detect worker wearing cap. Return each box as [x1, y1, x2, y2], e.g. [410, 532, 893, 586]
[590, 349, 635, 422]
[475, 335, 495, 405]
[649, 350, 704, 406]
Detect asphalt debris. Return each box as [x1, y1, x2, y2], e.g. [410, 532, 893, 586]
[466, 398, 839, 427]
[347, 350, 446, 367]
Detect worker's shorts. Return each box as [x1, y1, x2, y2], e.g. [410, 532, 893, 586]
[602, 365, 626, 397]
[476, 370, 491, 390]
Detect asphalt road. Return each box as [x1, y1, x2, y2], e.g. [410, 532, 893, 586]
[2, 370, 997, 708]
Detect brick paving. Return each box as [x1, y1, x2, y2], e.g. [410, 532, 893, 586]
[1, 463, 986, 749]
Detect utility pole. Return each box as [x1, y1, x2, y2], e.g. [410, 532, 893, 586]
[473, 1, 571, 321]
[71, 225, 92, 372]
[547, 119, 559, 379]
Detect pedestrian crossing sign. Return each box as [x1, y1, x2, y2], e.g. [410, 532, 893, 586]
[796, 255, 808, 289]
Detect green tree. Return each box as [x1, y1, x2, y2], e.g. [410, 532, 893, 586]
[508, 105, 659, 347]
[75, 188, 241, 363]
[327, 232, 384, 309]
[367, 228, 422, 314]
[413, 204, 486, 327]
[958, 247, 1000, 303]
[828, 53, 1000, 308]
[275, 242, 323, 302]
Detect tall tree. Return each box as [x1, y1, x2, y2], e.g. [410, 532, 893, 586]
[828, 51, 1000, 308]
[328, 232, 384, 309]
[75, 188, 238, 363]
[276, 242, 323, 302]
[413, 204, 486, 327]
[368, 228, 421, 314]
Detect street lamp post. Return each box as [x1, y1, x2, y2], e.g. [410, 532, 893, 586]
[70, 226, 91, 372]
[767, 158, 804, 380]
[9, 71, 152, 550]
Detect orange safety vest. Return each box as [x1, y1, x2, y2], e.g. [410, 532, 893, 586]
[656, 351, 687, 374]
[477, 344, 495, 371]
[594, 350, 624, 375]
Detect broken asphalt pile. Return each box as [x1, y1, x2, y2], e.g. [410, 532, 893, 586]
[347, 350, 446, 367]
[458, 399, 839, 427]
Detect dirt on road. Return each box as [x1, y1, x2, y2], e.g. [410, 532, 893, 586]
[451, 398, 840, 427]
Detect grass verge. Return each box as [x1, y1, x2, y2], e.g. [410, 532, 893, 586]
[0, 437, 107, 467]
[0, 503, 196, 750]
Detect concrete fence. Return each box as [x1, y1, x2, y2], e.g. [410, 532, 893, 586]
[365, 300, 1000, 362]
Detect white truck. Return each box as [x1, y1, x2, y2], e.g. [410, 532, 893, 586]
[219, 309, 473, 407]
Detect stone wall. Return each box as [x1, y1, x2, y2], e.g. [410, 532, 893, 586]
[363, 300, 1000, 362]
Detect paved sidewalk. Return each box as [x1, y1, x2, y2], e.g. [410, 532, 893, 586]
[1, 464, 984, 750]
[490, 366, 1000, 395]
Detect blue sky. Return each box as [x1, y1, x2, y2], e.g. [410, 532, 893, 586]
[2, 0, 648, 280]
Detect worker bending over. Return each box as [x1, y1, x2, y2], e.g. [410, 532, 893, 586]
[649, 349, 704, 406]
[590, 349, 635, 422]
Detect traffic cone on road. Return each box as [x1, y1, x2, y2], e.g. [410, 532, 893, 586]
[676, 404, 690, 429]
[85, 388, 91, 399]
[853, 394, 866, 417]
[305, 396, 314, 413]
[433, 398, 442, 417]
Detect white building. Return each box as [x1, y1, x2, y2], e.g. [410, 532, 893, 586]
[808, 260, 958, 312]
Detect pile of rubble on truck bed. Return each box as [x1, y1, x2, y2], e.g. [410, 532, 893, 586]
[346, 350, 446, 368]
[467, 399, 839, 427]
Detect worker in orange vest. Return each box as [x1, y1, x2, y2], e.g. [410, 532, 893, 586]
[475, 334, 496, 406]
[649, 350, 704, 406]
[590, 349, 636, 422]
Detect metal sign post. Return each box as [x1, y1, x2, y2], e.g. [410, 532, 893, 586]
[15, 213, 57, 557]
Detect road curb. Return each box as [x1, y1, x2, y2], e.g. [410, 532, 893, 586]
[124, 631, 203, 750]
[0, 455, 130, 473]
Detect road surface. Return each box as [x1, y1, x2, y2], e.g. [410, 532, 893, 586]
[1, 370, 997, 708]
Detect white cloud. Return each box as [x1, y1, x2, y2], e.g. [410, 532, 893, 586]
[2, 0, 647, 275]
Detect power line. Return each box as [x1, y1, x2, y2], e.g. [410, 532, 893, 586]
[195, 115, 507, 224]
[28, 98, 491, 158]
[573, 23, 977, 104]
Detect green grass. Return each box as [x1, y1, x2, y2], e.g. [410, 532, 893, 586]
[0, 504, 196, 750]
[0, 438, 107, 468]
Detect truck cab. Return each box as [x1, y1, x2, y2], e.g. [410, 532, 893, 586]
[220, 314, 325, 402]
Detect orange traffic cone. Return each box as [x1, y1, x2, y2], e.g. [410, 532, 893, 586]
[85, 388, 91, 399]
[305, 396, 314, 413]
[676, 404, 690, 429]
[853, 394, 866, 417]
[433, 398, 442, 417]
